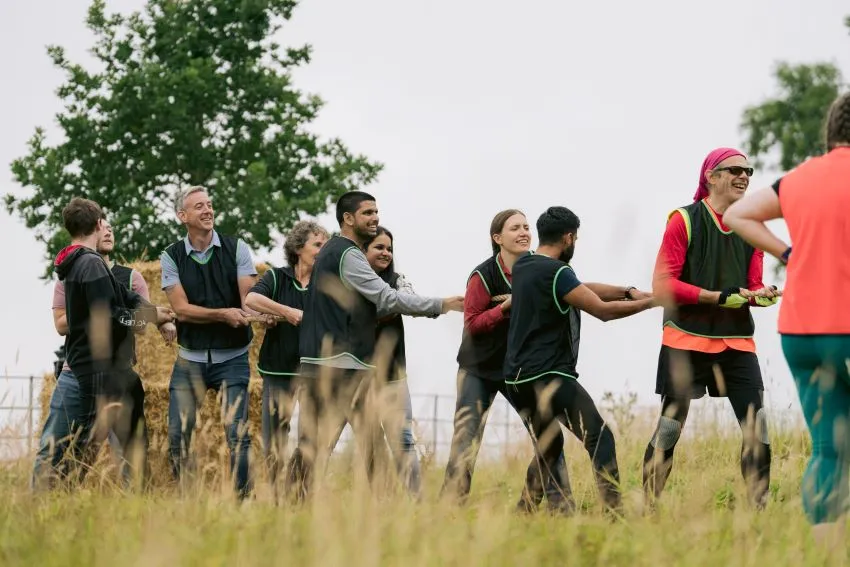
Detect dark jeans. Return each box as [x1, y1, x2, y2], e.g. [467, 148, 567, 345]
[286, 365, 382, 501]
[261, 375, 299, 496]
[32, 370, 138, 489]
[167, 353, 252, 498]
[505, 374, 621, 512]
[441, 370, 574, 511]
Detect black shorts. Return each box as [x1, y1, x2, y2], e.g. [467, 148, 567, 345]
[655, 346, 763, 400]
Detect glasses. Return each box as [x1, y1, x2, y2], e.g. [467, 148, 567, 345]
[715, 166, 754, 177]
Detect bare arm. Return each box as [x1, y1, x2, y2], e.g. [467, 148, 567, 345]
[165, 283, 233, 324]
[724, 186, 789, 260]
[564, 284, 656, 322]
[245, 292, 301, 321]
[584, 282, 636, 302]
[53, 309, 68, 336]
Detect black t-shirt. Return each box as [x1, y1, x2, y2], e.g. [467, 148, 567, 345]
[251, 266, 306, 376]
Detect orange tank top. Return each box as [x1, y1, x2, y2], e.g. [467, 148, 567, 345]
[778, 147, 850, 334]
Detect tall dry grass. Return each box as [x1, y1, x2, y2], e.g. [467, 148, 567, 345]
[3, 392, 840, 567]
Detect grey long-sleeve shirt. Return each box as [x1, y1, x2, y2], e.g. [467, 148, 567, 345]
[302, 244, 443, 370]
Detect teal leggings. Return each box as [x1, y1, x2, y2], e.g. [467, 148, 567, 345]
[782, 334, 850, 524]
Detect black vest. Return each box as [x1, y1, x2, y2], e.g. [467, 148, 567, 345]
[299, 236, 377, 364]
[504, 254, 579, 382]
[164, 234, 253, 350]
[663, 201, 756, 338]
[375, 272, 407, 382]
[258, 266, 307, 376]
[111, 262, 137, 364]
[456, 255, 514, 381]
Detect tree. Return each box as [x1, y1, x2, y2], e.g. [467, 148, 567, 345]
[6, 0, 382, 277]
[740, 17, 848, 171]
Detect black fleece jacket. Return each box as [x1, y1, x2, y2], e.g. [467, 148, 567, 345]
[55, 245, 145, 376]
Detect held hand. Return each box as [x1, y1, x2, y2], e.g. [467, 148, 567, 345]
[717, 287, 749, 309]
[441, 295, 465, 314]
[262, 314, 279, 328]
[159, 322, 177, 345]
[285, 308, 303, 327]
[222, 308, 250, 328]
[156, 306, 176, 325]
[627, 289, 653, 301]
[499, 295, 512, 312]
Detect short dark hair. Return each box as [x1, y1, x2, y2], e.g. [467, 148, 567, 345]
[335, 191, 376, 225]
[284, 220, 330, 267]
[62, 197, 104, 238]
[536, 206, 580, 246]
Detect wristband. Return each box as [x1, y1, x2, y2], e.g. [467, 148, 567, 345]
[624, 286, 637, 300]
[780, 247, 792, 265]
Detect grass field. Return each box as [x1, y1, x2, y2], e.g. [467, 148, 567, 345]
[1, 406, 843, 567]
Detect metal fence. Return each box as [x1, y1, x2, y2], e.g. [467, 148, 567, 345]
[0, 375, 806, 463]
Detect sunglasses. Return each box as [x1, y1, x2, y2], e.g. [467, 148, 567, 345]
[715, 166, 754, 177]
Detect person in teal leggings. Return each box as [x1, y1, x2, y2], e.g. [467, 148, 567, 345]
[726, 91, 850, 551]
[782, 336, 850, 525]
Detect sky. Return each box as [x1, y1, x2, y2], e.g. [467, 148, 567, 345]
[1, 0, 848, 432]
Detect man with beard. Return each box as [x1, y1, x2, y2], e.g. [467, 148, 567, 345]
[48, 198, 173, 490]
[33, 217, 172, 488]
[643, 148, 779, 510]
[160, 185, 257, 499]
[504, 206, 657, 515]
[286, 191, 465, 499]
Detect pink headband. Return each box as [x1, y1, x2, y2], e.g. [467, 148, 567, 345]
[693, 147, 745, 202]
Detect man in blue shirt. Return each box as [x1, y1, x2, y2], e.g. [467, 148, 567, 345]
[160, 185, 258, 499]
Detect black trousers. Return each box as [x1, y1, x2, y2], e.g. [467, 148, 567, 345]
[504, 374, 621, 512]
[440, 370, 573, 510]
[76, 368, 148, 486]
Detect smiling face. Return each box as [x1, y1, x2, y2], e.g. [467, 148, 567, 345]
[178, 190, 214, 232]
[706, 155, 752, 204]
[492, 213, 531, 255]
[345, 200, 379, 240]
[366, 233, 393, 273]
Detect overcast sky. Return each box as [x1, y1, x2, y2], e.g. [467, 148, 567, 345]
[1, 0, 848, 422]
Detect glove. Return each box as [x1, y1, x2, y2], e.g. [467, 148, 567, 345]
[753, 295, 779, 307]
[718, 287, 748, 309]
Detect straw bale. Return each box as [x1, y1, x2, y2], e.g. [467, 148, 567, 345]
[39, 261, 277, 487]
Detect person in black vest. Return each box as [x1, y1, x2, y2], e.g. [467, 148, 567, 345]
[362, 226, 422, 496]
[286, 191, 464, 500]
[440, 209, 573, 512]
[643, 148, 777, 510]
[34, 216, 163, 489]
[244, 220, 329, 499]
[504, 206, 657, 515]
[160, 186, 258, 499]
[49, 198, 174, 490]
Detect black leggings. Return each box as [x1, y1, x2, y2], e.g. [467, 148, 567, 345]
[505, 374, 620, 512]
[440, 370, 573, 510]
[642, 389, 771, 507]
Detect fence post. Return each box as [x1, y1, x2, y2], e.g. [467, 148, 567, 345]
[27, 375, 34, 451]
[432, 394, 438, 455]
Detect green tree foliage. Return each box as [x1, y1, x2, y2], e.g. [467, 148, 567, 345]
[6, 0, 382, 276]
[740, 18, 848, 171]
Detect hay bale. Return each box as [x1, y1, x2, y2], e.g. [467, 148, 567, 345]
[39, 261, 277, 487]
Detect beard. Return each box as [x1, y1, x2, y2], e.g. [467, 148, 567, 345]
[559, 243, 575, 264]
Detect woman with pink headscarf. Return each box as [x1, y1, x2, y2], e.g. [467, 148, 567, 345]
[642, 147, 780, 510]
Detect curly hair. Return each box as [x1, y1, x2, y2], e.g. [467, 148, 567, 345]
[284, 220, 330, 267]
[826, 92, 850, 151]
